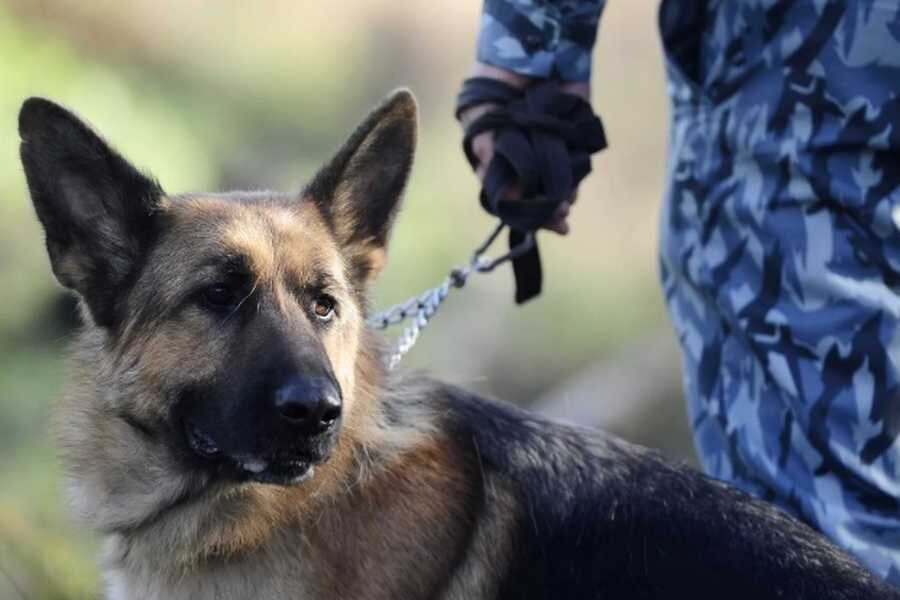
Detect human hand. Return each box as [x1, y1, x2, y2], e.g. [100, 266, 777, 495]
[458, 62, 591, 235]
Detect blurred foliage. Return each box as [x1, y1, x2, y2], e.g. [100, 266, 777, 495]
[0, 1, 671, 597]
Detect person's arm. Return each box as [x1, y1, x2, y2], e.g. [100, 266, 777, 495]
[461, 0, 606, 234]
[476, 0, 606, 83]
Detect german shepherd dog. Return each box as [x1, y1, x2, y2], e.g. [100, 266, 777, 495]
[18, 92, 899, 600]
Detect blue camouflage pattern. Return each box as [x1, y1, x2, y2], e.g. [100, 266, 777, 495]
[477, 0, 900, 584]
[476, 0, 606, 81]
[659, 0, 900, 584]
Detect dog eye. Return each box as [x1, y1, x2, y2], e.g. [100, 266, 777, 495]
[312, 295, 335, 321]
[201, 283, 238, 310]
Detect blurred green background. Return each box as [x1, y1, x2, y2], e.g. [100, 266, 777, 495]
[0, 1, 687, 597]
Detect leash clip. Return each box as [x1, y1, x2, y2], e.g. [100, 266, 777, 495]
[471, 223, 535, 273]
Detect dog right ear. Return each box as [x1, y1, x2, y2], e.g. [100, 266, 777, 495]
[305, 90, 417, 287]
[19, 97, 165, 328]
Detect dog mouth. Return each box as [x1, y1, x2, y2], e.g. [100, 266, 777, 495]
[184, 421, 318, 485]
[185, 422, 221, 458]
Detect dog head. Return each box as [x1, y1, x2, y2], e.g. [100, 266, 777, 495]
[19, 92, 416, 492]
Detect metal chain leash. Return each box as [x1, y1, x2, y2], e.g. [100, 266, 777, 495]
[368, 223, 535, 370]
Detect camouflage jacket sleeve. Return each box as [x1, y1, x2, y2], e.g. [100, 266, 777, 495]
[476, 0, 606, 82]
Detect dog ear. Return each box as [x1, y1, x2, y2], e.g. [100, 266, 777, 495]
[305, 89, 417, 285]
[19, 97, 165, 328]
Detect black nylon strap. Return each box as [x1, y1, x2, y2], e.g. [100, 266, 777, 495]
[456, 77, 607, 303]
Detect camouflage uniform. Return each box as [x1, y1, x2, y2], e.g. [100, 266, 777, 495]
[476, 0, 602, 81]
[479, 0, 900, 584]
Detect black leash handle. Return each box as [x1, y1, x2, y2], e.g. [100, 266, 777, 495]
[456, 76, 607, 303]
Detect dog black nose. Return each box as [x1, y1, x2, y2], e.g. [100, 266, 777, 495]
[273, 376, 342, 431]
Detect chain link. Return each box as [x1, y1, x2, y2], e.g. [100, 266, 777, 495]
[368, 223, 534, 369]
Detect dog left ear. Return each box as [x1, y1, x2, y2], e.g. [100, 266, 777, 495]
[305, 89, 417, 285]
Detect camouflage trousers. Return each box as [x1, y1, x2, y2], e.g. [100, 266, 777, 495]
[659, 1, 900, 583]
